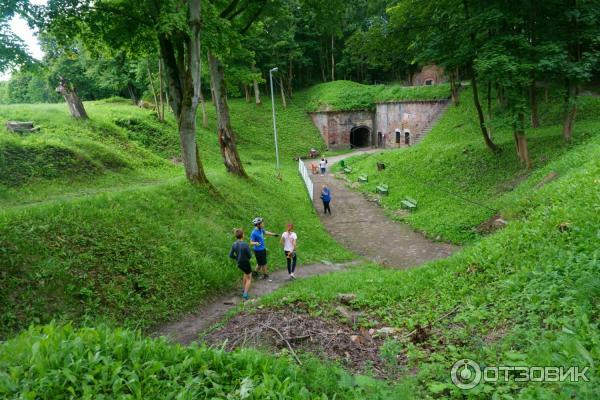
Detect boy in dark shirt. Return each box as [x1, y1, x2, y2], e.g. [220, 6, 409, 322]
[229, 229, 253, 300]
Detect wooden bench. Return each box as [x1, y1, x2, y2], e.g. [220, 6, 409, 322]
[376, 183, 389, 195]
[343, 166, 353, 174]
[401, 197, 418, 210]
[358, 174, 368, 183]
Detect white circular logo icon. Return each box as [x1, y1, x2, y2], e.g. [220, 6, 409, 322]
[451, 359, 482, 389]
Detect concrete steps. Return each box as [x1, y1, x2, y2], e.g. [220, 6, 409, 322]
[413, 101, 450, 145]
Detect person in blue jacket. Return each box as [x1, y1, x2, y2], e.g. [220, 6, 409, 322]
[320, 185, 332, 215]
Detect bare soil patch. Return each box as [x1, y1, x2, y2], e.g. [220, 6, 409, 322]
[476, 213, 508, 235]
[203, 308, 391, 377]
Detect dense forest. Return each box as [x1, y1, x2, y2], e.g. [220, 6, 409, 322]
[2, 0, 599, 180]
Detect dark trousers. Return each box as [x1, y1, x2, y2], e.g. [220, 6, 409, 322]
[285, 251, 297, 274]
[322, 200, 331, 214]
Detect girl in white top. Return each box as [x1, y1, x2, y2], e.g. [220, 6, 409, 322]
[280, 223, 298, 279]
[319, 158, 328, 175]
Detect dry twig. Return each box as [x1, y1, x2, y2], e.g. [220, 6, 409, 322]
[262, 324, 303, 365]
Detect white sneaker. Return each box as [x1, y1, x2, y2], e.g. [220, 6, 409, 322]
[291, 273, 296, 279]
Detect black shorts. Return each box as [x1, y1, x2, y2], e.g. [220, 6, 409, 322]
[237, 261, 252, 275]
[254, 249, 268, 266]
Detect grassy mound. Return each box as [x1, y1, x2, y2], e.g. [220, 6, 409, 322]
[339, 93, 600, 243]
[264, 138, 600, 397]
[299, 80, 450, 112]
[257, 90, 600, 397]
[0, 324, 401, 399]
[0, 95, 352, 339]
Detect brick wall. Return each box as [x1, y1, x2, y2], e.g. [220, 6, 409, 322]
[310, 101, 445, 150]
[310, 111, 375, 150]
[375, 101, 446, 147]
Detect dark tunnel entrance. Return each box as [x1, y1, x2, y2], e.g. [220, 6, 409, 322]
[350, 126, 371, 148]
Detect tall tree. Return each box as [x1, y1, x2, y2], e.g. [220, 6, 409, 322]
[43, 0, 210, 185]
[1, 0, 31, 74]
[203, 0, 269, 178]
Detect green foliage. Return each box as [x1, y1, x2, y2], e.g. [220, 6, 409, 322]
[264, 115, 600, 397]
[0, 323, 402, 399]
[0, 1, 31, 74]
[0, 102, 173, 188]
[339, 92, 600, 243]
[299, 80, 450, 112]
[0, 96, 352, 339]
[0, 138, 121, 187]
[375, 83, 451, 103]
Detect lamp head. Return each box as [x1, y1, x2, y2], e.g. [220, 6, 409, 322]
[270, 67, 279, 72]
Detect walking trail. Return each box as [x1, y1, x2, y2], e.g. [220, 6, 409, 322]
[157, 149, 458, 345]
[154, 261, 358, 345]
[307, 150, 458, 267]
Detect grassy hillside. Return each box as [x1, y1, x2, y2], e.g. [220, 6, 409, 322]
[298, 80, 450, 112]
[258, 91, 600, 398]
[0, 96, 352, 339]
[338, 93, 600, 243]
[2, 83, 598, 398]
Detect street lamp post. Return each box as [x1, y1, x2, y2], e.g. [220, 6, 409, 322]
[269, 67, 280, 170]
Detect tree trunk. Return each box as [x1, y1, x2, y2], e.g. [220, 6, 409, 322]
[486, 81, 493, 140]
[288, 60, 293, 98]
[127, 82, 138, 105]
[199, 89, 208, 128]
[155, 0, 209, 186]
[320, 58, 327, 83]
[147, 64, 160, 118]
[208, 52, 247, 177]
[179, 102, 210, 183]
[331, 34, 335, 81]
[450, 73, 459, 106]
[514, 112, 531, 168]
[279, 77, 287, 108]
[244, 84, 250, 102]
[56, 78, 88, 119]
[470, 71, 500, 153]
[562, 81, 577, 141]
[496, 85, 504, 107]
[158, 59, 165, 121]
[253, 79, 261, 105]
[530, 82, 540, 128]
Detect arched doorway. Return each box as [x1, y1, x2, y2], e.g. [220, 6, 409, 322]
[350, 126, 371, 148]
[404, 131, 411, 145]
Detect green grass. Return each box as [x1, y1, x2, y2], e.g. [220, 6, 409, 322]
[0, 96, 352, 339]
[2, 84, 599, 398]
[257, 91, 600, 398]
[298, 80, 451, 112]
[0, 323, 403, 399]
[338, 93, 600, 244]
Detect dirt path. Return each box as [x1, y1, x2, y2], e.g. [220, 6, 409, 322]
[307, 150, 458, 267]
[157, 150, 458, 344]
[154, 261, 359, 345]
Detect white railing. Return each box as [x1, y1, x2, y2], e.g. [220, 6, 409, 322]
[298, 158, 314, 201]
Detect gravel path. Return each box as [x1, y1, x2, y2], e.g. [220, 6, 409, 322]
[307, 150, 458, 267]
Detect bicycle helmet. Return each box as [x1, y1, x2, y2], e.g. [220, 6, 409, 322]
[252, 217, 263, 226]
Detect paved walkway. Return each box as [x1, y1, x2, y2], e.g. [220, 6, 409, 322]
[307, 150, 458, 268]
